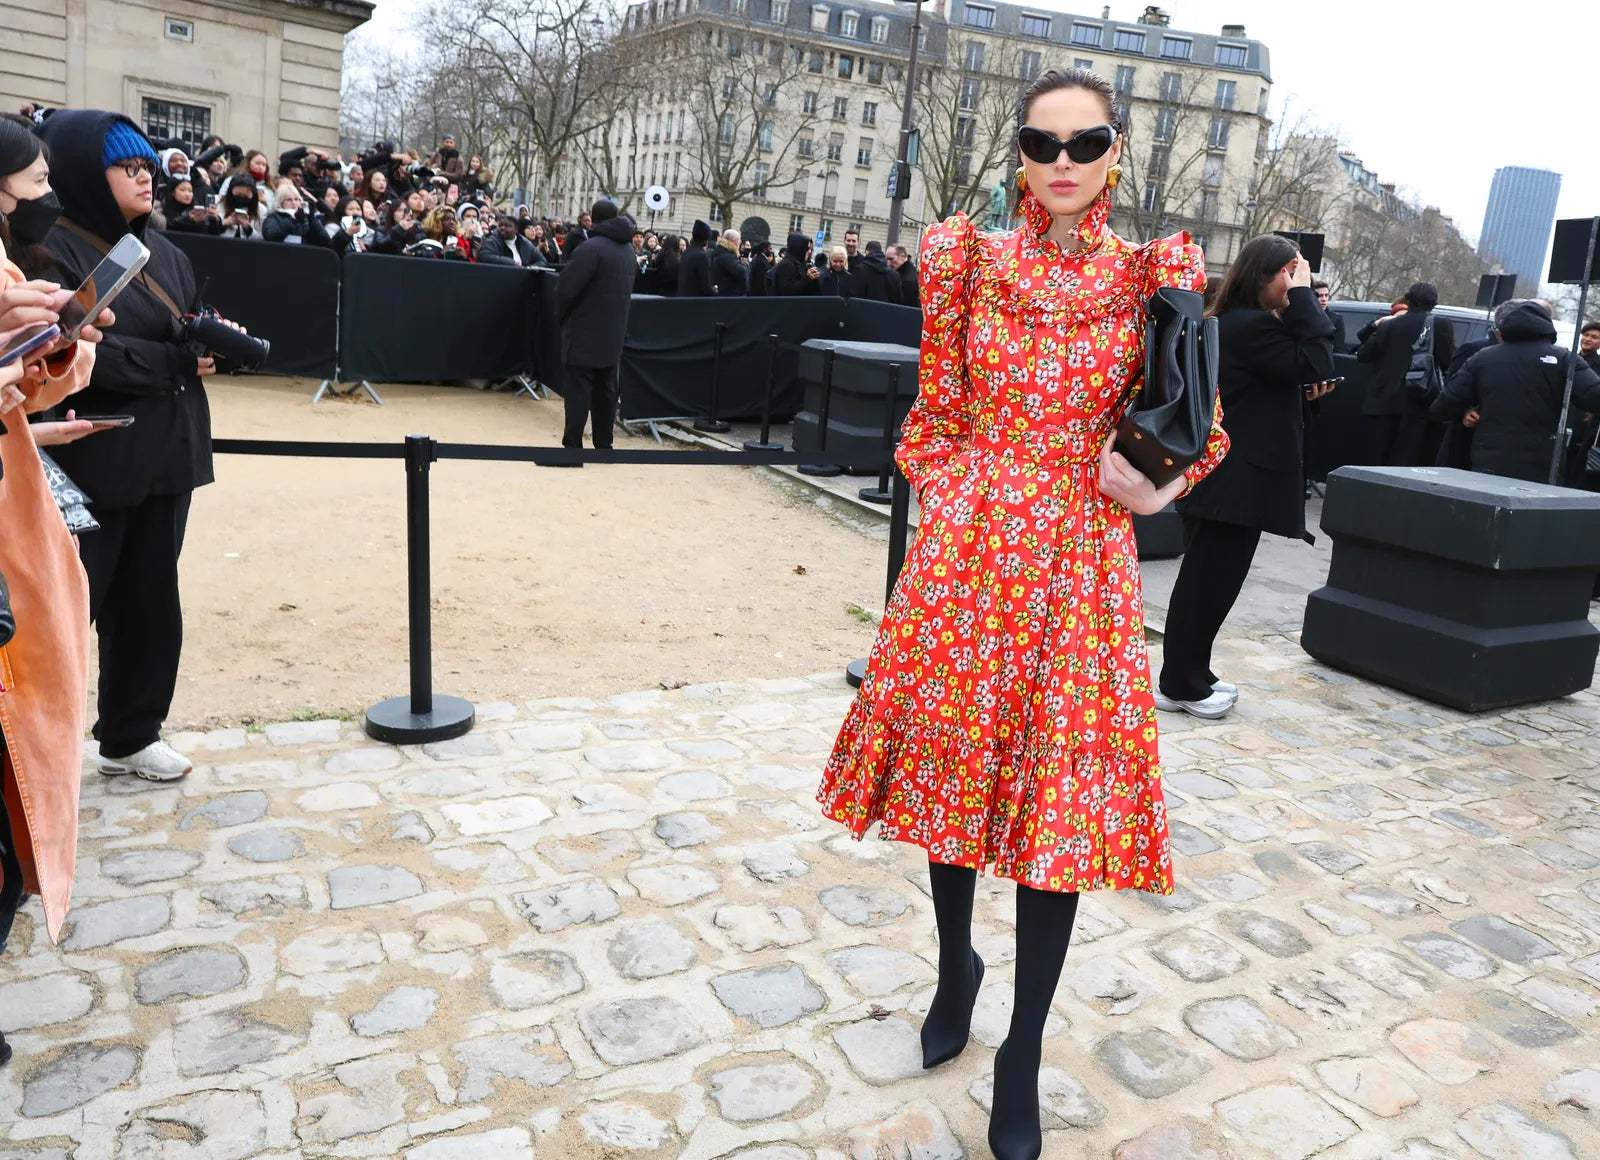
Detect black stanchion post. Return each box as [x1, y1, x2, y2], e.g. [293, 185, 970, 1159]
[799, 347, 843, 476]
[859, 361, 901, 504]
[695, 321, 732, 434]
[847, 466, 913, 688]
[365, 434, 477, 744]
[745, 332, 784, 452]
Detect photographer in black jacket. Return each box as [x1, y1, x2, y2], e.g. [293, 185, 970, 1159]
[556, 199, 638, 456]
[37, 111, 220, 782]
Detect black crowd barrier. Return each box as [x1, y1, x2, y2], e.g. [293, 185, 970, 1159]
[842, 298, 923, 348]
[167, 233, 339, 379]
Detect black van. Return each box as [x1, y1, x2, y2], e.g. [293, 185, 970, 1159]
[1307, 301, 1494, 481]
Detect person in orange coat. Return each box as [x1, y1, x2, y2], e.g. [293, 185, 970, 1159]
[0, 117, 111, 1069]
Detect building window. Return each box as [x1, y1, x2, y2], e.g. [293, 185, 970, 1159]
[838, 54, 853, 78]
[856, 137, 873, 166]
[798, 135, 814, 157]
[870, 16, 887, 43]
[959, 78, 981, 111]
[1215, 80, 1236, 110]
[164, 16, 194, 42]
[1154, 107, 1176, 141]
[719, 114, 735, 145]
[1019, 13, 1050, 38]
[1209, 115, 1230, 150]
[754, 161, 770, 195]
[1159, 36, 1191, 59]
[727, 33, 741, 55]
[956, 114, 976, 149]
[771, 0, 788, 21]
[867, 59, 884, 83]
[820, 218, 834, 240]
[790, 44, 804, 64]
[1074, 57, 1093, 70]
[918, 24, 927, 50]
[731, 0, 746, 11]
[1142, 183, 1160, 213]
[841, 10, 858, 36]
[810, 3, 828, 32]
[1158, 71, 1181, 102]
[765, 84, 779, 107]
[1113, 65, 1135, 94]
[790, 212, 805, 232]
[808, 50, 824, 72]
[141, 97, 210, 155]
[1202, 154, 1223, 187]
[833, 96, 849, 120]
[722, 77, 736, 100]
[1257, 87, 1269, 115]
[963, 41, 985, 72]
[803, 90, 818, 114]
[709, 202, 723, 222]
[861, 101, 877, 126]
[677, 113, 685, 141]
[674, 152, 681, 182]
[1113, 29, 1145, 53]
[1147, 145, 1169, 181]
[760, 120, 775, 150]
[1216, 42, 1249, 67]
[1070, 21, 1100, 46]
[1199, 189, 1219, 220]
[1020, 50, 1041, 82]
[827, 133, 843, 161]
[963, 4, 995, 28]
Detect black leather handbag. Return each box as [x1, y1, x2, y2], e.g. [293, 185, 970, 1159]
[0, 567, 13, 650]
[1114, 287, 1220, 489]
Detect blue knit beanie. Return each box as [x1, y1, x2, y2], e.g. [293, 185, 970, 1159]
[102, 121, 159, 169]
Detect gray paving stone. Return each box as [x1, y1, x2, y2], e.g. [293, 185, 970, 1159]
[21, 1042, 140, 1117]
[1220, 910, 1311, 958]
[832, 1015, 924, 1084]
[1455, 1102, 1577, 1160]
[1345, 885, 1428, 918]
[846, 1101, 963, 1159]
[1300, 790, 1370, 822]
[1338, 947, 1435, 999]
[818, 884, 911, 926]
[585, 743, 675, 773]
[59, 894, 171, 950]
[744, 842, 811, 882]
[652, 811, 723, 848]
[1545, 1068, 1600, 1111]
[1528, 841, 1600, 871]
[667, 738, 743, 761]
[98, 847, 203, 885]
[397, 768, 486, 798]
[602, 718, 657, 740]
[579, 1102, 674, 1150]
[606, 920, 699, 979]
[388, 812, 434, 843]
[1165, 772, 1237, 800]
[324, 746, 403, 774]
[1432, 809, 1499, 838]
[713, 963, 826, 1027]
[265, 718, 341, 745]
[454, 1028, 573, 1101]
[572, 781, 649, 813]
[116, 1088, 268, 1159]
[742, 763, 817, 790]
[1167, 820, 1220, 856]
[1253, 849, 1307, 883]
[135, 946, 247, 1004]
[1471, 991, 1580, 1048]
[509, 722, 585, 751]
[1147, 928, 1248, 982]
[1314, 1057, 1420, 1118]
[1389, 1016, 1501, 1084]
[1295, 841, 1366, 875]
[489, 949, 585, 1009]
[1182, 996, 1298, 1060]
[578, 995, 706, 1065]
[172, 1010, 302, 1077]
[1215, 1083, 1358, 1160]
[1190, 872, 1267, 902]
[826, 945, 936, 997]
[441, 795, 553, 836]
[423, 731, 501, 758]
[351, 985, 439, 1036]
[1402, 932, 1500, 980]
[178, 790, 268, 830]
[1301, 899, 1373, 936]
[1111, 1118, 1242, 1160]
[279, 923, 386, 975]
[968, 1065, 1107, 1128]
[1518, 975, 1600, 1021]
[1207, 812, 1275, 843]
[709, 1061, 816, 1122]
[328, 864, 423, 909]
[628, 864, 720, 905]
[407, 1128, 533, 1160]
[970, 978, 1066, 1047]
[296, 1054, 409, 1144]
[1063, 953, 1165, 1016]
[516, 878, 620, 931]
[201, 875, 308, 917]
[657, 769, 734, 800]
[0, 973, 95, 1032]
[1094, 1028, 1208, 1098]
[226, 827, 305, 863]
[1452, 915, 1559, 963]
[1135, 884, 1204, 913]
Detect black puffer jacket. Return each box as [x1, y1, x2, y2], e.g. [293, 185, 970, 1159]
[1431, 302, 1600, 483]
[772, 234, 817, 296]
[36, 110, 213, 509]
[852, 251, 902, 304]
[556, 213, 640, 367]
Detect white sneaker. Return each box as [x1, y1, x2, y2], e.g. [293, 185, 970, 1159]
[98, 740, 193, 782]
[1212, 680, 1238, 696]
[1152, 688, 1238, 720]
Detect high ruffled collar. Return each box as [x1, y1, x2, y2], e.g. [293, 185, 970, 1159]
[1020, 184, 1112, 253]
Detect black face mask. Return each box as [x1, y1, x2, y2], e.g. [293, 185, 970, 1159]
[3, 189, 62, 244]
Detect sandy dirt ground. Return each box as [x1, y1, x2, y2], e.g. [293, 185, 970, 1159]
[144, 376, 888, 730]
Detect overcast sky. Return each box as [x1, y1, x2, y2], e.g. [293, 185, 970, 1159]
[358, 0, 1592, 246]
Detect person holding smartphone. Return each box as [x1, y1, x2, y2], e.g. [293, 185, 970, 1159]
[36, 111, 216, 785]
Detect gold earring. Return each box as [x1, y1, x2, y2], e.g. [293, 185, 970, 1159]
[1105, 163, 1122, 190]
[1015, 164, 1028, 193]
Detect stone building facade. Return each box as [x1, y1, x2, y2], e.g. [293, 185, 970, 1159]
[0, 0, 370, 157]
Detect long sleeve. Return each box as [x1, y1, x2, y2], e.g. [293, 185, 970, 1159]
[1431, 353, 1481, 422]
[895, 213, 978, 499]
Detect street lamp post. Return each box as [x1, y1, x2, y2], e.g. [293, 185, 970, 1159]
[885, 0, 930, 248]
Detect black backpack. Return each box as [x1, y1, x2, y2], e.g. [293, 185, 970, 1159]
[1403, 313, 1443, 405]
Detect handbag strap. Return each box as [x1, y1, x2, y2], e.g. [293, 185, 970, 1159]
[56, 219, 184, 322]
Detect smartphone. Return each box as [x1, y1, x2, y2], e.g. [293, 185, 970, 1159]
[0, 322, 60, 366]
[74, 414, 136, 427]
[448, 184, 459, 199]
[56, 235, 150, 344]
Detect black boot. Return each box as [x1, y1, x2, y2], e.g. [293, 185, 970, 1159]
[920, 859, 985, 1069]
[0, 1030, 11, 1068]
[988, 883, 1080, 1160]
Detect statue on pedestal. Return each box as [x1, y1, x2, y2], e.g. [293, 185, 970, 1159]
[985, 177, 1011, 232]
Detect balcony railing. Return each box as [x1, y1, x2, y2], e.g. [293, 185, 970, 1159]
[851, 199, 866, 216]
[823, 195, 837, 211]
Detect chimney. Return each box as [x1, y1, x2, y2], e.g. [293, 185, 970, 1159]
[1221, 23, 1245, 36]
[1102, 5, 1110, 18]
[1138, 5, 1170, 25]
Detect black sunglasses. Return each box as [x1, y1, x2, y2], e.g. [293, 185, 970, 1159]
[1017, 123, 1119, 166]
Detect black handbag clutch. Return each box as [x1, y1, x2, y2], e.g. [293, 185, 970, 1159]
[1114, 286, 1220, 489]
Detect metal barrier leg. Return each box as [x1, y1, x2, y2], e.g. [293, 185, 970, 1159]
[359, 381, 384, 406]
[312, 380, 333, 404]
[365, 434, 475, 744]
[694, 322, 732, 434]
[745, 333, 784, 453]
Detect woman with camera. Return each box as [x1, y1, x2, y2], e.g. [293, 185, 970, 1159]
[37, 111, 220, 783]
[217, 174, 263, 239]
[1157, 235, 1336, 719]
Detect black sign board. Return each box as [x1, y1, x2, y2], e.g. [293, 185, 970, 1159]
[1274, 230, 1325, 274]
[1474, 273, 1518, 308]
[1549, 217, 1600, 284]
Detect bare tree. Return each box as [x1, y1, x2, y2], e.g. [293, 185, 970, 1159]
[1114, 70, 1220, 243]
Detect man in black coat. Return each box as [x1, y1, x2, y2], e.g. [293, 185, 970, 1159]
[887, 243, 919, 307]
[562, 211, 592, 259]
[38, 110, 217, 781]
[852, 240, 901, 304]
[711, 228, 748, 296]
[747, 240, 774, 296]
[677, 219, 715, 296]
[1355, 282, 1456, 466]
[556, 199, 639, 455]
[773, 233, 820, 295]
[842, 227, 862, 272]
[1430, 300, 1600, 484]
[477, 215, 544, 267]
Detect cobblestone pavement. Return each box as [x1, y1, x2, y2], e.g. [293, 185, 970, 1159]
[3, 641, 1599, 1160]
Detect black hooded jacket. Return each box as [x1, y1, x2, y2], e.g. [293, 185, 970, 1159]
[1431, 302, 1600, 483]
[852, 251, 902, 304]
[677, 241, 714, 297]
[37, 109, 213, 509]
[556, 213, 640, 367]
[772, 233, 817, 296]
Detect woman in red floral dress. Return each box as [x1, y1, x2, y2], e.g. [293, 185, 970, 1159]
[817, 70, 1228, 1159]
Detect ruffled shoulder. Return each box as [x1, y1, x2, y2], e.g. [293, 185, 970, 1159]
[918, 211, 981, 308]
[1133, 230, 1207, 296]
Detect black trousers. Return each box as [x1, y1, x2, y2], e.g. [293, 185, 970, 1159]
[562, 364, 618, 450]
[1159, 517, 1261, 701]
[78, 491, 192, 758]
[1370, 413, 1439, 467]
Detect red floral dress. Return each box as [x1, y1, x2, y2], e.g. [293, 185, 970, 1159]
[817, 186, 1228, 895]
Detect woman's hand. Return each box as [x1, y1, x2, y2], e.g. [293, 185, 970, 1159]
[31, 409, 100, 446]
[1303, 379, 1338, 401]
[1463, 408, 1481, 429]
[1098, 434, 1187, 516]
[1288, 255, 1313, 290]
[196, 356, 217, 376]
[0, 280, 62, 333]
[1, 374, 25, 411]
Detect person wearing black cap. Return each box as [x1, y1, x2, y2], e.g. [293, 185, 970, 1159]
[772, 232, 820, 295]
[556, 198, 639, 459]
[677, 219, 715, 297]
[747, 239, 774, 295]
[1356, 280, 1455, 466]
[36, 111, 220, 783]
